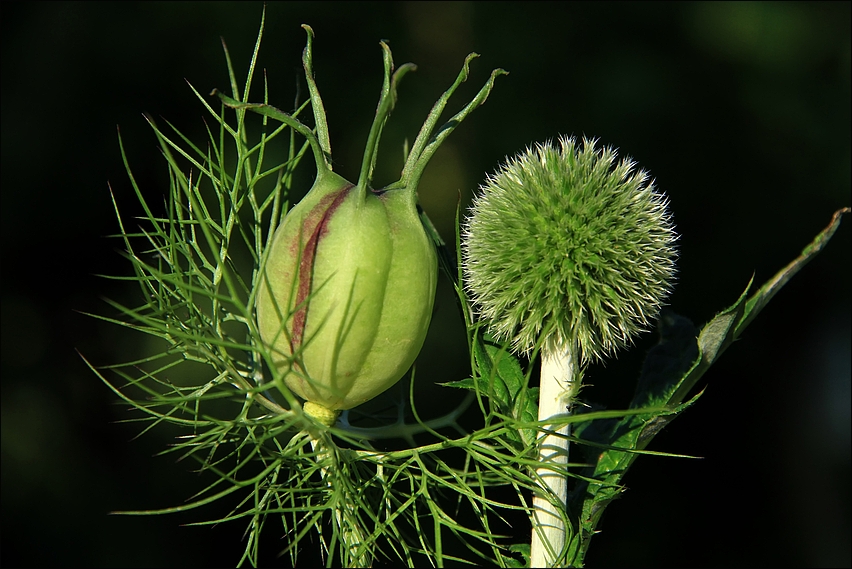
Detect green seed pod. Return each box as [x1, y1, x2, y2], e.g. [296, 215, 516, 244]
[219, 27, 506, 415]
[256, 170, 437, 411]
[462, 136, 677, 363]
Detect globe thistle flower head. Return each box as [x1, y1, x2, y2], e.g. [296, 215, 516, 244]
[462, 136, 677, 363]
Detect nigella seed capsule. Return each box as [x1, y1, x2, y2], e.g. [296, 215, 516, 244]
[220, 26, 506, 419]
[256, 170, 436, 412]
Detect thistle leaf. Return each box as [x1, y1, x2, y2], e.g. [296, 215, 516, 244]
[568, 208, 850, 566]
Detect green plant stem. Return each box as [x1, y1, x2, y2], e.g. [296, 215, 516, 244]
[530, 343, 580, 567]
[309, 435, 371, 567]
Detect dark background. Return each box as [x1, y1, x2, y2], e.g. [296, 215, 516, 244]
[2, 2, 849, 567]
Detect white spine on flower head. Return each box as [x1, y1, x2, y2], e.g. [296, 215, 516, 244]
[463, 135, 678, 364]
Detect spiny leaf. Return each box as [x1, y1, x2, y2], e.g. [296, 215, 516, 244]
[737, 207, 850, 335]
[568, 208, 849, 566]
[442, 331, 537, 447]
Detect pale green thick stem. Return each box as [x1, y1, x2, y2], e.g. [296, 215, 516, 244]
[530, 344, 579, 568]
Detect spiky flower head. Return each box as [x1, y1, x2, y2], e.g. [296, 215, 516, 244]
[462, 136, 677, 363]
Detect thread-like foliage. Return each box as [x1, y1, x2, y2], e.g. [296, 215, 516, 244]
[86, 12, 554, 568]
